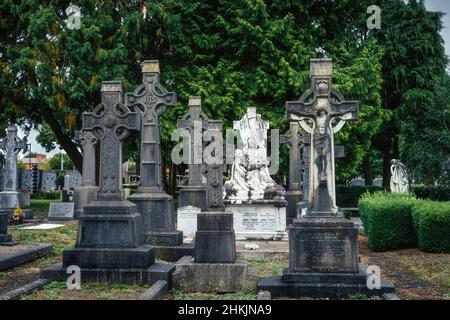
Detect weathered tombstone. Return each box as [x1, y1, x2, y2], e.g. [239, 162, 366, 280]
[0, 126, 28, 210]
[390, 159, 410, 193]
[280, 121, 305, 225]
[42, 81, 174, 284]
[41, 171, 57, 192]
[349, 176, 365, 186]
[176, 205, 200, 238]
[20, 170, 32, 191]
[373, 176, 383, 187]
[172, 120, 257, 293]
[126, 60, 192, 261]
[48, 202, 75, 221]
[223, 107, 287, 240]
[258, 59, 394, 299]
[177, 96, 208, 210]
[73, 130, 98, 219]
[64, 171, 82, 190]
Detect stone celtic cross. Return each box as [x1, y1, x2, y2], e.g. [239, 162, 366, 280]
[280, 121, 305, 192]
[201, 120, 224, 211]
[82, 81, 140, 200]
[0, 126, 27, 191]
[177, 96, 209, 187]
[286, 59, 358, 215]
[125, 60, 176, 192]
[75, 130, 98, 187]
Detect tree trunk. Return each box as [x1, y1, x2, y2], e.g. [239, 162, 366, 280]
[40, 105, 83, 172]
[363, 153, 373, 185]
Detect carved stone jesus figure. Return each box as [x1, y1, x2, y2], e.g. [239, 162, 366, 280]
[314, 108, 330, 183]
[243, 137, 275, 193]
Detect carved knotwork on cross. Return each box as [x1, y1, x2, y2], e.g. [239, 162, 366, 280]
[177, 96, 210, 187]
[280, 121, 305, 192]
[0, 126, 28, 191]
[82, 81, 140, 200]
[285, 59, 358, 215]
[125, 60, 177, 192]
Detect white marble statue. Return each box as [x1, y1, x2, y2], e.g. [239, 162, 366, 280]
[224, 108, 278, 200]
[390, 159, 410, 193]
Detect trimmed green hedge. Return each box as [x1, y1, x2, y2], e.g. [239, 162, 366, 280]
[411, 184, 450, 202]
[336, 185, 385, 208]
[359, 192, 418, 251]
[412, 201, 450, 253]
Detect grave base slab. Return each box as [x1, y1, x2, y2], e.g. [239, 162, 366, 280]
[0, 243, 53, 271]
[153, 243, 194, 262]
[172, 256, 258, 293]
[73, 186, 98, 219]
[41, 262, 175, 286]
[257, 270, 395, 299]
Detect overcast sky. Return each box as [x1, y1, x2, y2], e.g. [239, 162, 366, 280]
[17, 1, 450, 158]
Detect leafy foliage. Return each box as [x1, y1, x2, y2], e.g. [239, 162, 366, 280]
[359, 192, 418, 251]
[412, 201, 450, 253]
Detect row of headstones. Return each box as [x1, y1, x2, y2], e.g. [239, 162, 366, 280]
[0, 168, 81, 193]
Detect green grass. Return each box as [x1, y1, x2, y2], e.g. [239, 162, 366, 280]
[21, 281, 147, 300]
[170, 289, 256, 300]
[9, 222, 78, 266]
[344, 294, 382, 300]
[241, 258, 288, 277]
[29, 199, 61, 213]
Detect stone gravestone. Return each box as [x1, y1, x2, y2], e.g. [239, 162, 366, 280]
[41, 171, 57, 192]
[349, 177, 365, 186]
[0, 126, 27, 244]
[172, 120, 257, 293]
[73, 130, 98, 219]
[258, 58, 394, 299]
[0, 126, 28, 209]
[443, 158, 450, 171]
[48, 202, 75, 221]
[177, 96, 208, 210]
[42, 81, 174, 284]
[176, 205, 201, 238]
[126, 60, 192, 261]
[373, 176, 383, 187]
[280, 121, 305, 225]
[223, 107, 287, 240]
[20, 170, 32, 191]
[64, 171, 82, 190]
[0, 169, 4, 192]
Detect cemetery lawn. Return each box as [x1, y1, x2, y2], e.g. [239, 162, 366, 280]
[29, 199, 61, 215]
[359, 235, 450, 300]
[2, 224, 449, 300]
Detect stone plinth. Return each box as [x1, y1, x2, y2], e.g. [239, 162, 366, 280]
[194, 211, 236, 263]
[172, 256, 257, 293]
[257, 216, 396, 299]
[285, 190, 302, 225]
[0, 191, 20, 210]
[287, 217, 358, 273]
[73, 185, 98, 219]
[224, 199, 287, 241]
[128, 192, 182, 246]
[18, 191, 31, 208]
[178, 186, 207, 210]
[0, 210, 12, 244]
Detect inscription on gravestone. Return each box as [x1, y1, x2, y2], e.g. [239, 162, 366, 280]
[48, 202, 75, 221]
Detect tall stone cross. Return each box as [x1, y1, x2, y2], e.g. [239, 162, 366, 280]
[177, 96, 209, 187]
[0, 126, 28, 192]
[280, 122, 304, 192]
[286, 59, 358, 215]
[201, 120, 225, 211]
[75, 130, 98, 187]
[82, 81, 140, 200]
[125, 60, 176, 193]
